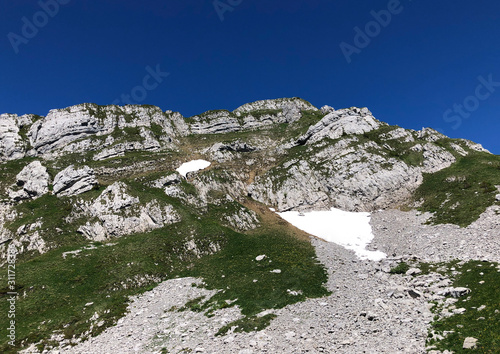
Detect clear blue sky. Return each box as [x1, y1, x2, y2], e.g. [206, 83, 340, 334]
[1, 0, 499, 153]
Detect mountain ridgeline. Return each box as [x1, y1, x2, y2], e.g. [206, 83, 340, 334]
[0, 97, 499, 352]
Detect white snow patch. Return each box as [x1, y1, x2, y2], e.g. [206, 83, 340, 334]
[176, 160, 211, 177]
[277, 208, 386, 261]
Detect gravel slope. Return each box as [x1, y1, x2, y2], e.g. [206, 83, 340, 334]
[53, 206, 500, 354]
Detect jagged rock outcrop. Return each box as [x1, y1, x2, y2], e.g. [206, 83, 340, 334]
[1, 98, 321, 161]
[418, 143, 456, 173]
[297, 107, 380, 145]
[233, 97, 318, 113]
[380, 127, 414, 143]
[9, 161, 50, 200]
[75, 182, 180, 241]
[320, 105, 335, 114]
[29, 105, 109, 154]
[12, 220, 48, 255]
[93, 127, 162, 161]
[26, 104, 187, 159]
[0, 203, 16, 263]
[417, 127, 446, 143]
[189, 98, 320, 136]
[148, 173, 182, 189]
[0, 114, 33, 161]
[204, 141, 257, 162]
[248, 106, 476, 212]
[189, 110, 241, 135]
[249, 143, 423, 212]
[53, 165, 98, 197]
[223, 207, 259, 231]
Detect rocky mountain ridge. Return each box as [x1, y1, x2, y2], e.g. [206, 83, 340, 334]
[1, 97, 497, 258]
[0, 97, 499, 353]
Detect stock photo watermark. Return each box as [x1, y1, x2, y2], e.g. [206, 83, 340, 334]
[6, 244, 17, 347]
[7, 0, 71, 54]
[443, 74, 500, 130]
[340, 0, 406, 63]
[213, 0, 243, 22]
[111, 65, 170, 106]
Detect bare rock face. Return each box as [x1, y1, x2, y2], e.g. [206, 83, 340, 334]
[420, 144, 456, 173]
[53, 165, 98, 197]
[249, 144, 423, 212]
[320, 105, 335, 114]
[204, 141, 258, 162]
[0, 203, 16, 259]
[93, 127, 162, 161]
[26, 104, 185, 159]
[76, 182, 180, 241]
[223, 207, 260, 231]
[189, 110, 241, 135]
[249, 160, 331, 212]
[0, 114, 30, 161]
[9, 161, 50, 200]
[417, 127, 446, 142]
[29, 105, 107, 154]
[297, 107, 380, 145]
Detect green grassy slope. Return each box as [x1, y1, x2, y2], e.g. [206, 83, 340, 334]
[0, 175, 329, 352]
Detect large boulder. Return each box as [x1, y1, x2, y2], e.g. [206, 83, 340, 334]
[53, 165, 98, 197]
[9, 161, 50, 200]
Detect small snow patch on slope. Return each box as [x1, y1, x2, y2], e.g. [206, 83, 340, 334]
[176, 160, 211, 177]
[277, 208, 386, 261]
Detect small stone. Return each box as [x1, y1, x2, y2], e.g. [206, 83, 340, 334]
[255, 255, 266, 261]
[453, 308, 466, 315]
[439, 287, 471, 298]
[463, 337, 478, 349]
[408, 289, 422, 298]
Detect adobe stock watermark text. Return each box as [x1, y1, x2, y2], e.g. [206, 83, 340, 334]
[443, 74, 500, 130]
[6, 245, 17, 347]
[7, 0, 71, 54]
[111, 65, 170, 106]
[340, 0, 411, 63]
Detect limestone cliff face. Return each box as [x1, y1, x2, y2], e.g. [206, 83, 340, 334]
[0, 97, 492, 260]
[247, 107, 484, 212]
[0, 113, 34, 161]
